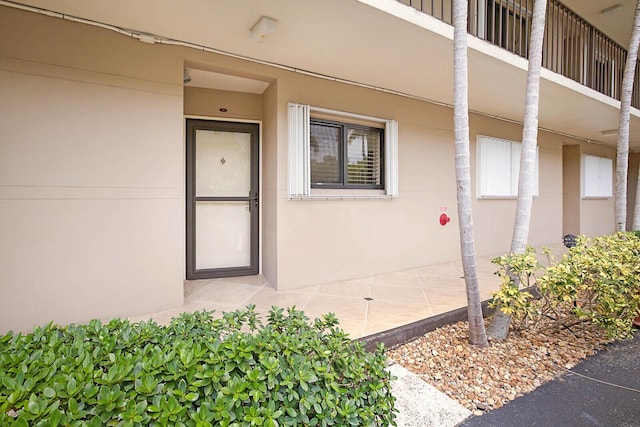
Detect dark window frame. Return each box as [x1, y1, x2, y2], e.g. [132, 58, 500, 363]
[309, 118, 384, 190]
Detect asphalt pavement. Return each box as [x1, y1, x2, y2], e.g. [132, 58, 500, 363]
[459, 329, 640, 427]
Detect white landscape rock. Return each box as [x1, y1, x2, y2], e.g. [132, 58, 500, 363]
[388, 364, 472, 427]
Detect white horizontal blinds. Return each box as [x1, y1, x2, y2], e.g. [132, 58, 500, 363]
[477, 136, 539, 198]
[600, 157, 613, 197]
[385, 120, 398, 197]
[478, 136, 512, 197]
[582, 155, 613, 198]
[310, 122, 341, 184]
[288, 103, 310, 198]
[346, 127, 382, 186]
[510, 141, 522, 196]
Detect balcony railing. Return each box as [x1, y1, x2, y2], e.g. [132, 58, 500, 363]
[399, 0, 640, 108]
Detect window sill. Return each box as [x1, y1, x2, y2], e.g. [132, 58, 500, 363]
[477, 196, 517, 200]
[290, 189, 394, 200]
[289, 195, 395, 200]
[477, 195, 540, 200]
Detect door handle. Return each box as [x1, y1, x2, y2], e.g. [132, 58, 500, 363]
[249, 193, 259, 212]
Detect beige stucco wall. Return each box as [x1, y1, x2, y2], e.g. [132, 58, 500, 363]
[561, 142, 617, 238]
[270, 73, 568, 290]
[261, 83, 279, 286]
[184, 87, 263, 121]
[273, 77, 457, 289]
[562, 145, 582, 236]
[0, 7, 185, 332]
[580, 143, 617, 237]
[173, 15, 621, 292]
[470, 116, 565, 253]
[1, 4, 626, 332]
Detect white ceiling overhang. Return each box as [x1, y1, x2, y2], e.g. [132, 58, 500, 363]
[7, 0, 640, 149]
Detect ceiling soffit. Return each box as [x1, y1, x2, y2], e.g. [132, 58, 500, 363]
[9, 0, 640, 149]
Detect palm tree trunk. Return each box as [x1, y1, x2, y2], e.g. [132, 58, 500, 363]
[621, 1, 640, 230]
[510, 0, 547, 255]
[453, 0, 488, 348]
[487, 0, 547, 340]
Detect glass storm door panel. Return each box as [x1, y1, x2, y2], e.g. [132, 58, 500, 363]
[195, 201, 250, 270]
[186, 120, 259, 279]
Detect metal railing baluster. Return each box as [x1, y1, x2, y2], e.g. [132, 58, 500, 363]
[397, 0, 638, 107]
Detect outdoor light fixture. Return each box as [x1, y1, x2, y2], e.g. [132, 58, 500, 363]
[183, 69, 192, 84]
[250, 16, 277, 42]
[601, 129, 619, 136]
[601, 4, 622, 15]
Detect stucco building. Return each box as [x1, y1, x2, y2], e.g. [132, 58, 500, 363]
[1, 0, 639, 332]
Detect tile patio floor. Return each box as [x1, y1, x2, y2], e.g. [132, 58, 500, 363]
[129, 244, 566, 339]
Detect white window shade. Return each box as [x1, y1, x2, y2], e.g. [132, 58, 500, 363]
[478, 137, 512, 197]
[477, 135, 539, 198]
[582, 155, 613, 198]
[288, 102, 398, 199]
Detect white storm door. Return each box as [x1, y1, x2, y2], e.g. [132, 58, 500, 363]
[186, 120, 259, 279]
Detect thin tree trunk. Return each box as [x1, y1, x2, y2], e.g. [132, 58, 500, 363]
[487, 0, 547, 340]
[621, 1, 640, 230]
[510, 0, 547, 255]
[635, 171, 640, 228]
[453, 0, 488, 348]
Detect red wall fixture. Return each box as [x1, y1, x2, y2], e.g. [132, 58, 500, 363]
[439, 213, 450, 226]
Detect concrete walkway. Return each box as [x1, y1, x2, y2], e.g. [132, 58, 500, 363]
[128, 244, 566, 340]
[389, 364, 471, 427]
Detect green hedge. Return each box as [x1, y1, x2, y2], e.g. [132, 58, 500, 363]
[0, 307, 397, 426]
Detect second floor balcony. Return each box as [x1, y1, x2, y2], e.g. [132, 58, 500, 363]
[399, 0, 640, 108]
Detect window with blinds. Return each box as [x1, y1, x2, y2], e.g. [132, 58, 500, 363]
[476, 135, 539, 198]
[582, 155, 612, 198]
[347, 127, 382, 186]
[310, 119, 383, 189]
[287, 103, 398, 199]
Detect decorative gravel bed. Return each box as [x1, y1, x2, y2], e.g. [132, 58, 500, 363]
[387, 321, 613, 415]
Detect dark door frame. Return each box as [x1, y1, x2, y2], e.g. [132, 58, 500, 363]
[185, 119, 259, 280]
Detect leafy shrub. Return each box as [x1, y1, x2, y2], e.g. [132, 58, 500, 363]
[0, 306, 397, 426]
[537, 232, 640, 338]
[489, 245, 547, 330]
[490, 232, 640, 339]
